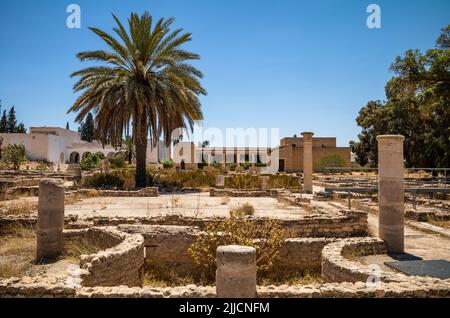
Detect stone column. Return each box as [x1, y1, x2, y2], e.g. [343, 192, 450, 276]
[67, 164, 82, 184]
[215, 175, 225, 189]
[102, 159, 110, 174]
[36, 179, 65, 260]
[260, 176, 270, 191]
[216, 245, 256, 298]
[301, 132, 314, 193]
[377, 135, 405, 254]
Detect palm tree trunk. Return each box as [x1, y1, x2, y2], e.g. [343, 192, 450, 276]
[134, 111, 148, 188]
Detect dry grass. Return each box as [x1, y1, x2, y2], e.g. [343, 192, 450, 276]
[229, 203, 255, 218]
[258, 269, 322, 286]
[62, 238, 100, 260]
[0, 200, 37, 216]
[65, 190, 100, 205]
[0, 225, 36, 278]
[143, 264, 208, 287]
[428, 219, 450, 229]
[143, 264, 322, 287]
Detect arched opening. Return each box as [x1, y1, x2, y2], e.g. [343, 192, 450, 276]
[70, 152, 80, 163]
[181, 160, 186, 170]
[82, 152, 92, 160]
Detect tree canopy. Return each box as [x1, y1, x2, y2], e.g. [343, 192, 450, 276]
[351, 25, 450, 168]
[80, 112, 95, 142]
[68, 12, 206, 187]
[0, 102, 27, 133]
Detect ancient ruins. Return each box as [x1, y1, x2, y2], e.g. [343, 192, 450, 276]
[0, 134, 449, 298]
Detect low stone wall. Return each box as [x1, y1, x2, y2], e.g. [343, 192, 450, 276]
[406, 220, 450, 239]
[119, 225, 199, 274]
[210, 188, 269, 197]
[64, 227, 145, 287]
[405, 209, 450, 222]
[0, 215, 79, 234]
[74, 187, 159, 197]
[321, 238, 391, 283]
[118, 225, 344, 273]
[92, 210, 368, 238]
[1, 279, 449, 298]
[275, 238, 338, 272]
[4, 186, 39, 200]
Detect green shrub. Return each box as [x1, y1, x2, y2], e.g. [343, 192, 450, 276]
[152, 170, 215, 189]
[82, 173, 124, 189]
[188, 218, 286, 280]
[1, 144, 27, 170]
[109, 157, 125, 169]
[269, 175, 301, 189]
[80, 153, 103, 171]
[162, 160, 174, 169]
[225, 174, 260, 189]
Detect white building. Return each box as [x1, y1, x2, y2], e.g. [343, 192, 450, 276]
[0, 127, 168, 164]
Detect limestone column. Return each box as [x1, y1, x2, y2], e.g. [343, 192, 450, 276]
[260, 176, 270, 191]
[216, 245, 256, 298]
[301, 132, 314, 193]
[102, 159, 110, 174]
[67, 164, 82, 183]
[36, 179, 65, 260]
[377, 135, 405, 254]
[215, 175, 225, 189]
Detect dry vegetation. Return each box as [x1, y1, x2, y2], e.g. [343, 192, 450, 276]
[64, 190, 100, 205]
[0, 200, 37, 216]
[143, 265, 322, 287]
[258, 269, 322, 286]
[229, 203, 255, 217]
[427, 218, 450, 230]
[0, 225, 36, 278]
[62, 238, 100, 260]
[143, 264, 209, 287]
[188, 216, 286, 280]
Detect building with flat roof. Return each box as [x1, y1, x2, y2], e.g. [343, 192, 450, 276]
[0, 127, 167, 165]
[172, 133, 351, 173]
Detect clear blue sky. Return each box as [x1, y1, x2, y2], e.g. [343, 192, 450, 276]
[0, 0, 449, 147]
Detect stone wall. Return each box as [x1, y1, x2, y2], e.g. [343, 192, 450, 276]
[275, 238, 338, 272]
[74, 187, 159, 197]
[210, 188, 269, 197]
[2, 279, 449, 298]
[118, 225, 344, 273]
[92, 209, 368, 238]
[64, 227, 145, 287]
[119, 225, 199, 274]
[0, 215, 79, 234]
[321, 238, 390, 283]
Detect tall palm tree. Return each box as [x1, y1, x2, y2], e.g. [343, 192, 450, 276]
[68, 12, 206, 187]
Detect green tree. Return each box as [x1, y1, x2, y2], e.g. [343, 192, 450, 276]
[7, 106, 17, 133]
[351, 25, 450, 168]
[1, 144, 27, 170]
[80, 112, 95, 142]
[0, 110, 7, 133]
[121, 136, 135, 164]
[16, 123, 26, 133]
[68, 12, 206, 187]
